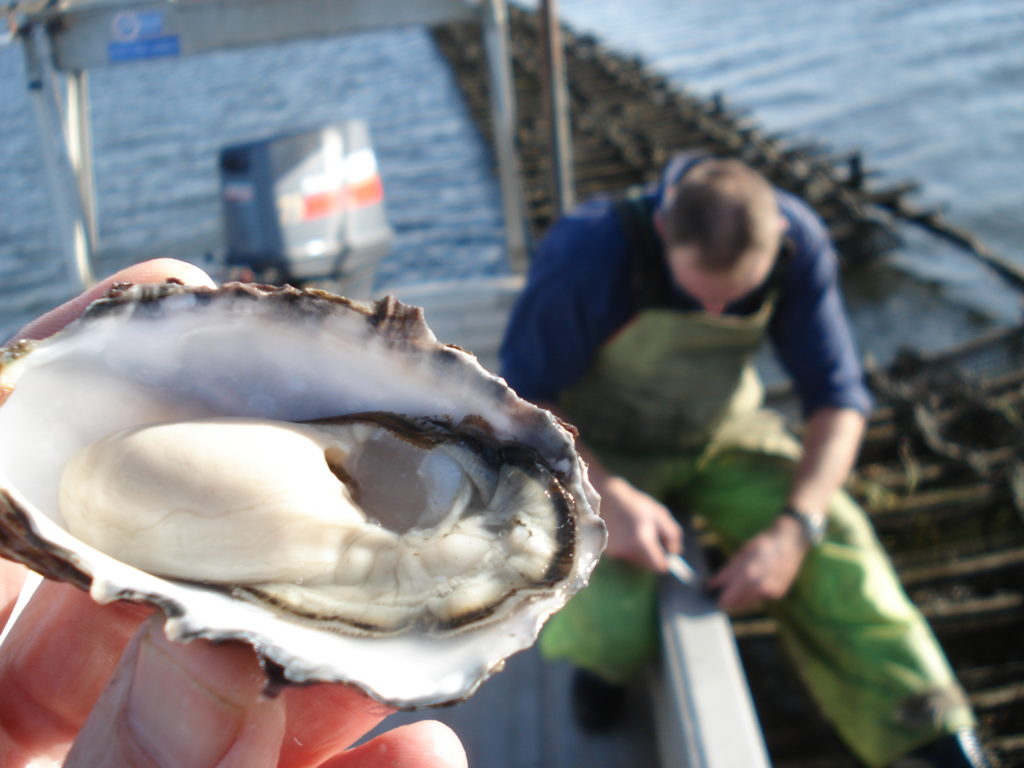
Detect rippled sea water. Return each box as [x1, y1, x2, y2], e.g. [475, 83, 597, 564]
[1, 0, 1021, 360]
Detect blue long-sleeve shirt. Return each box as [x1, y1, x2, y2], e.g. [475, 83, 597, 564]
[500, 165, 872, 419]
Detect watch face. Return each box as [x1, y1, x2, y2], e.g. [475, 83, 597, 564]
[806, 515, 827, 545]
[782, 507, 826, 545]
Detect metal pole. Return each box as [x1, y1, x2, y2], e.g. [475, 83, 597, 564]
[650, 518, 771, 768]
[66, 69, 100, 253]
[22, 25, 95, 290]
[481, 0, 530, 273]
[539, 0, 575, 216]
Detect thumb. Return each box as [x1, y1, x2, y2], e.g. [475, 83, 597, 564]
[65, 614, 285, 768]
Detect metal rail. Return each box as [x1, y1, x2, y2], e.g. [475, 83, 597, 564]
[21, 25, 95, 289]
[538, 0, 575, 217]
[650, 520, 771, 768]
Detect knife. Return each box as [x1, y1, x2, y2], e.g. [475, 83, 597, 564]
[666, 552, 699, 586]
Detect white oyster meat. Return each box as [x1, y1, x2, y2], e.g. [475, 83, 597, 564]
[0, 282, 604, 708]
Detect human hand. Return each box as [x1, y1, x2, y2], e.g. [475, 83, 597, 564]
[707, 514, 809, 613]
[0, 568, 465, 768]
[599, 476, 683, 573]
[0, 258, 468, 768]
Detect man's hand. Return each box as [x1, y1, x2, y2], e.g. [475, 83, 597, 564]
[599, 476, 683, 573]
[708, 514, 810, 613]
[706, 405, 864, 614]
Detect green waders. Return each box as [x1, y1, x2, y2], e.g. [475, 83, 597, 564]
[542, 306, 974, 767]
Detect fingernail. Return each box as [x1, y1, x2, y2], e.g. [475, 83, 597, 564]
[126, 627, 245, 767]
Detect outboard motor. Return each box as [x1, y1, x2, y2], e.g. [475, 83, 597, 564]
[219, 121, 392, 297]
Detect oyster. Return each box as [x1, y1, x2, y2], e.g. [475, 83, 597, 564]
[0, 282, 604, 708]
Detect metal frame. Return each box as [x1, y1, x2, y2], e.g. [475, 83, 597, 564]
[21, 24, 97, 287]
[9, 0, 533, 289]
[650, 519, 771, 768]
[538, 0, 575, 217]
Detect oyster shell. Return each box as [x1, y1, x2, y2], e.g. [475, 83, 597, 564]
[0, 282, 604, 708]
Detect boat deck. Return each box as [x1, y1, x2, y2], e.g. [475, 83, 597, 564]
[378, 650, 659, 768]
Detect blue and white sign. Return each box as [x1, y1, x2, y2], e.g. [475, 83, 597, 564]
[108, 10, 180, 63]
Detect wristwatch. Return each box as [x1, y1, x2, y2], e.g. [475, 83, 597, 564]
[779, 506, 827, 546]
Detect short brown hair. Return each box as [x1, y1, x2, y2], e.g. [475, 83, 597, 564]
[662, 159, 780, 272]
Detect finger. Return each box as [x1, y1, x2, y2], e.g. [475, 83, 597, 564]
[712, 562, 755, 612]
[713, 563, 762, 613]
[636, 527, 669, 573]
[66, 614, 286, 768]
[707, 565, 727, 591]
[319, 721, 467, 768]
[715, 579, 748, 612]
[646, 546, 669, 573]
[0, 579, 150, 764]
[657, 516, 684, 556]
[10, 258, 216, 343]
[0, 558, 27, 631]
[278, 683, 394, 767]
